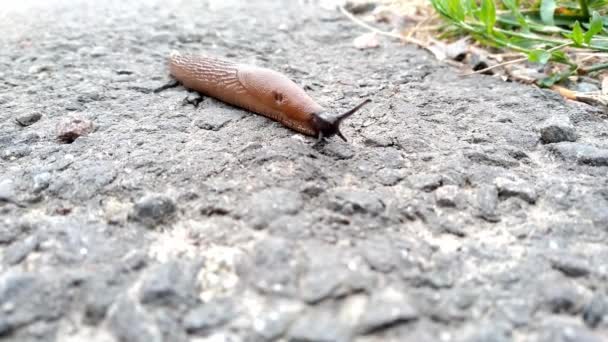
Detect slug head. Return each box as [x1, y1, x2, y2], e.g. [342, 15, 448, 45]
[312, 99, 371, 142]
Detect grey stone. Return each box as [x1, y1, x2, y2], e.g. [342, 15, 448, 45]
[539, 115, 577, 144]
[435, 185, 462, 207]
[242, 188, 303, 229]
[475, 185, 500, 222]
[287, 308, 351, 342]
[138, 261, 197, 307]
[0, 271, 67, 333]
[465, 150, 519, 168]
[4, 235, 39, 265]
[32, 172, 51, 193]
[548, 142, 608, 166]
[550, 255, 591, 278]
[15, 112, 42, 127]
[539, 322, 603, 342]
[409, 173, 443, 192]
[242, 238, 300, 296]
[359, 239, 398, 273]
[357, 287, 419, 334]
[2, 145, 31, 160]
[131, 195, 176, 227]
[582, 294, 607, 328]
[376, 168, 404, 186]
[494, 177, 538, 204]
[0, 179, 16, 202]
[183, 298, 237, 334]
[542, 283, 585, 314]
[107, 298, 161, 342]
[328, 189, 385, 216]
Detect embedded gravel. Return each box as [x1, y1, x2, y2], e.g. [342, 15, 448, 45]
[1, 0, 608, 341]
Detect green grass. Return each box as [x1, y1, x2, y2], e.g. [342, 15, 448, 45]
[429, 0, 608, 87]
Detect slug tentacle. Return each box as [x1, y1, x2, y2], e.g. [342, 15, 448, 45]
[167, 52, 370, 141]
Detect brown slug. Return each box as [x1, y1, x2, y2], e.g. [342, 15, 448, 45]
[168, 51, 371, 141]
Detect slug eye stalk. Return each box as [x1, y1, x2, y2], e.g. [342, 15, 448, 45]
[313, 99, 372, 142]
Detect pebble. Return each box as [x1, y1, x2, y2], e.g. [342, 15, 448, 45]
[542, 283, 585, 314]
[32, 172, 51, 193]
[494, 177, 538, 204]
[549, 255, 591, 278]
[183, 298, 237, 334]
[4, 235, 40, 265]
[475, 185, 500, 222]
[328, 189, 385, 216]
[409, 173, 443, 192]
[15, 112, 42, 127]
[131, 195, 176, 227]
[357, 286, 419, 334]
[0, 179, 16, 202]
[582, 294, 607, 328]
[138, 261, 196, 306]
[539, 115, 577, 144]
[57, 116, 94, 143]
[548, 142, 608, 167]
[242, 188, 303, 229]
[435, 185, 462, 207]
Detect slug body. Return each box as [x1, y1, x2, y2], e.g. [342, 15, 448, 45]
[168, 52, 370, 141]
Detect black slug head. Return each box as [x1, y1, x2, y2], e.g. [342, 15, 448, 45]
[312, 99, 371, 142]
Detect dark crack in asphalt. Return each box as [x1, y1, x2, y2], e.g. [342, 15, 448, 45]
[1, 0, 608, 341]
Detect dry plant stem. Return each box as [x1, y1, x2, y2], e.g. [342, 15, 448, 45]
[464, 42, 572, 76]
[462, 57, 529, 75]
[338, 6, 434, 54]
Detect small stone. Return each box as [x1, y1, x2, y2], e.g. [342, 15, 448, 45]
[57, 116, 94, 143]
[15, 112, 42, 127]
[107, 298, 161, 342]
[328, 189, 385, 216]
[539, 322, 603, 342]
[539, 115, 577, 144]
[494, 177, 538, 204]
[576, 82, 599, 93]
[582, 294, 607, 328]
[353, 32, 380, 49]
[84, 285, 118, 325]
[357, 286, 419, 334]
[183, 299, 237, 334]
[242, 188, 303, 229]
[90, 46, 108, 57]
[360, 239, 398, 273]
[32, 172, 51, 193]
[548, 142, 608, 167]
[28, 64, 53, 74]
[409, 173, 442, 192]
[2, 145, 31, 160]
[376, 168, 404, 186]
[475, 185, 500, 222]
[131, 195, 176, 227]
[138, 261, 196, 307]
[288, 308, 351, 342]
[4, 235, 39, 265]
[243, 238, 299, 296]
[435, 185, 461, 207]
[193, 107, 242, 131]
[0, 179, 16, 202]
[103, 197, 131, 225]
[542, 283, 585, 314]
[550, 255, 591, 278]
[254, 308, 299, 340]
[465, 150, 519, 168]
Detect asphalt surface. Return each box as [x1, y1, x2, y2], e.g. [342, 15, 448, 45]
[1, 0, 608, 341]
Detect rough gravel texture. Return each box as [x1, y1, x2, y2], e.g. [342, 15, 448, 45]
[1, 0, 608, 341]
